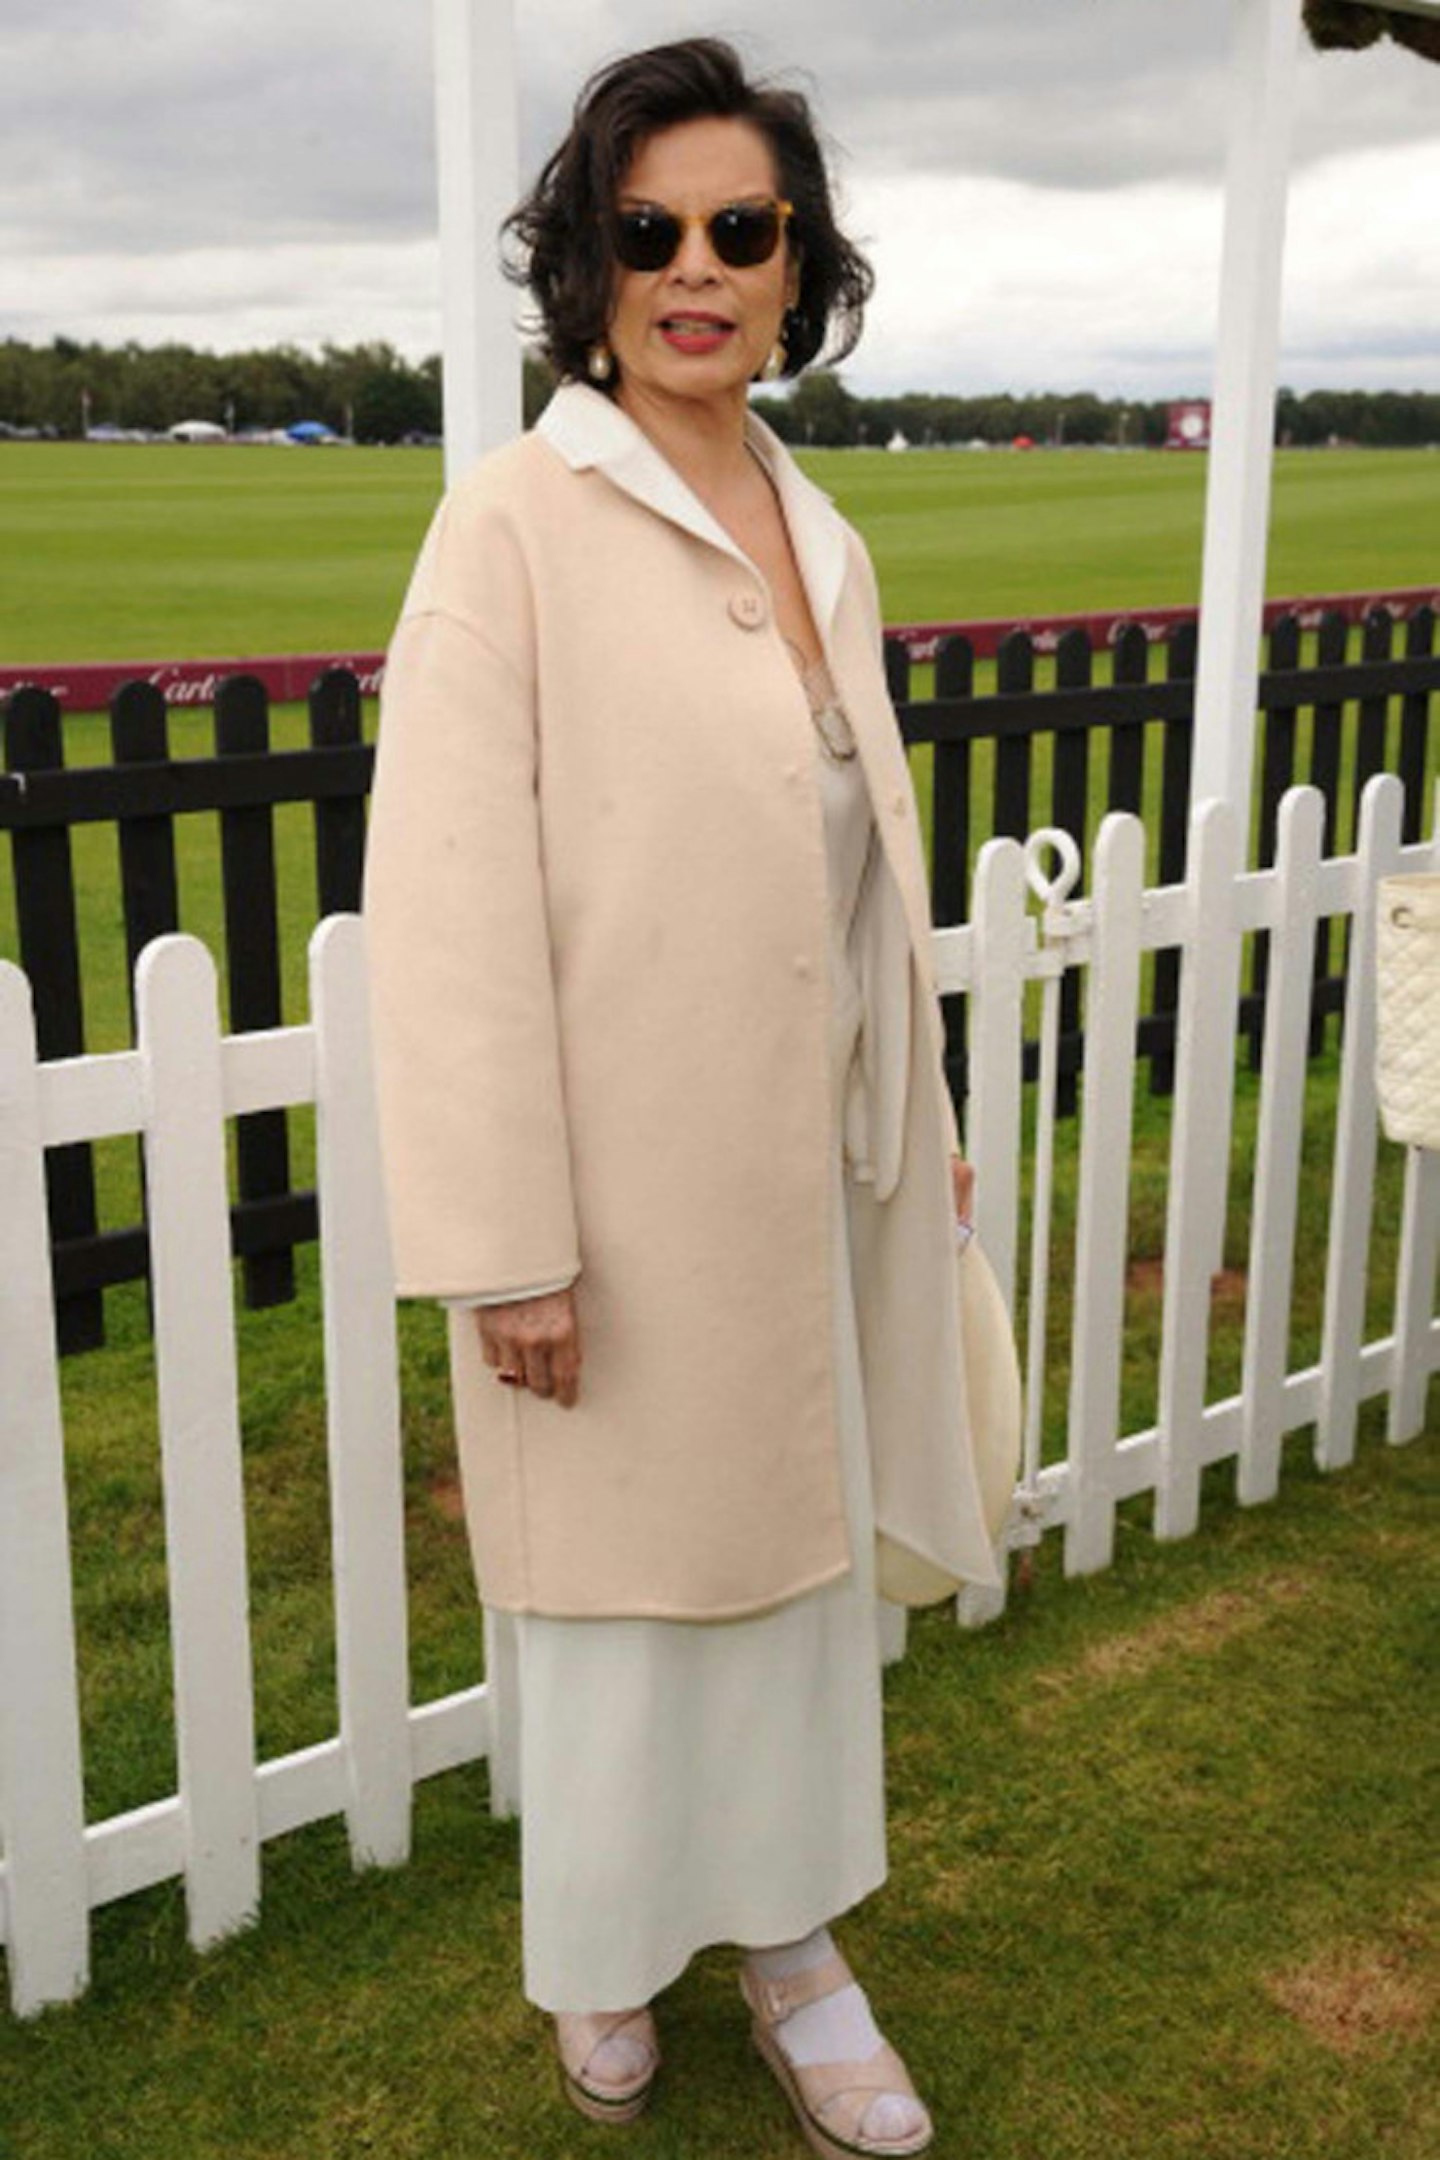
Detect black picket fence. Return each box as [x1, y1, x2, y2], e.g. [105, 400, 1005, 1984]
[3, 603, 1436, 1351]
[1, 669, 370, 1351]
[889, 604, 1438, 1117]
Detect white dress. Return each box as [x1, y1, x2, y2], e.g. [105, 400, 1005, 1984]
[513, 674, 892, 2013]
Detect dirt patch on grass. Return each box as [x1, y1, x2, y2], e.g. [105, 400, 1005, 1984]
[1018, 1574, 1313, 1728]
[1264, 1922, 1437, 2054]
[1125, 1259, 1248, 1312]
[428, 1472, 467, 1522]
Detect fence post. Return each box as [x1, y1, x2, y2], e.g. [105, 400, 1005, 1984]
[0, 963, 89, 2014]
[1153, 798, 1243, 1541]
[1107, 624, 1148, 819]
[1397, 606, 1435, 846]
[1248, 613, 1301, 1068]
[1308, 610, 1349, 1053]
[1065, 813, 1145, 1576]
[112, 682, 181, 993]
[992, 632, 1033, 841]
[1389, 1150, 1440, 1447]
[215, 675, 293, 1309]
[966, 839, 1028, 1314]
[932, 635, 974, 1113]
[1051, 629, 1093, 1117]
[1386, 780, 1440, 1448]
[138, 935, 261, 1948]
[1148, 621, 1198, 1094]
[1351, 609, 1394, 831]
[1238, 786, 1326, 1504]
[310, 917, 412, 1868]
[310, 670, 368, 915]
[484, 1607, 522, 1819]
[2, 689, 103, 1352]
[956, 838, 1028, 1633]
[1316, 775, 1404, 1470]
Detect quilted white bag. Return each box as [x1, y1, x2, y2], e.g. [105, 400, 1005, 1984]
[1375, 874, 1440, 1151]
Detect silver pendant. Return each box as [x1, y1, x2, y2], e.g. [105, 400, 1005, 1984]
[812, 699, 858, 761]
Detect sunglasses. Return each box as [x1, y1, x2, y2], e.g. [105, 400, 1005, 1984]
[611, 197, 794, 274]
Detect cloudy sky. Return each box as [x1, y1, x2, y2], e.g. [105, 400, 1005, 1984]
[2, 0, 1436, 397]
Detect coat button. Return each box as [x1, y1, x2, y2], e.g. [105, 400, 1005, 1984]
[891, 791, 908, 817]
[728, 589, 767, 630]
[794, 956, 814, 979]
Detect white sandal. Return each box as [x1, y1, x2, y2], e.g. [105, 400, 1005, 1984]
[740, 1953, 932, 2159]
[553, 2005, 659, 2124]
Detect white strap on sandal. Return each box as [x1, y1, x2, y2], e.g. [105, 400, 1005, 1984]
[741, 1955, 933, 2159]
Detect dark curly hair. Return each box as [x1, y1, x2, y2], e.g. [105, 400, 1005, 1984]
[502, 37, 873, 388]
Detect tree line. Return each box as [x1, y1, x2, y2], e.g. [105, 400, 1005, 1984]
[749, 372, 1440, 451]
[0, 338, 442, 443]
[2, 336, 1437, 450]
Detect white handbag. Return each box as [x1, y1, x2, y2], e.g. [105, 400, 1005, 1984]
[1375, 874, 1440, 1152]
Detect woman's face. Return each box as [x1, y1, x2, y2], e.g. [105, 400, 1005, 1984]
[605, 115, 798, 424]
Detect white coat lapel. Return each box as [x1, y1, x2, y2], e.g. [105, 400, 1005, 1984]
[744, 412, 849, 653]
[538, 384, 851, 650]
[538, 382, 752, 573]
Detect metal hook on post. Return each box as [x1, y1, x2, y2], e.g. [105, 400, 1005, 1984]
[1012, 827, 1084, 1588]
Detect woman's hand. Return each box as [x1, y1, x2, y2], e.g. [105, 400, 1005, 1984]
[478, 1289, 583, 1408]
[951, 1154, 975, 1232]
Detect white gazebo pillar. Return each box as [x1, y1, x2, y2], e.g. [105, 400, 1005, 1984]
[1190, 0, 1303, 828]
[432, 0, 523, 485]
[433, 0, 526, 1821]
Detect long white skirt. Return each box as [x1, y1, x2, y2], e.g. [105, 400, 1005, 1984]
[513, 1148, 888, 2011]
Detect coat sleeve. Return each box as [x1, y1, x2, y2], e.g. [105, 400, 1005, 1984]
[363, 485, 581, 1300]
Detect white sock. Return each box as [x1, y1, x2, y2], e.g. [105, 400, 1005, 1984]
[585, 2026, 650, 2084]
[744, 1929, 927, 2143]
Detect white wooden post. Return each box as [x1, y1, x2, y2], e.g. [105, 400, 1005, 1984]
[433, 0, 523, 485]
[138, 936, 260, 1948]
[1238, 785, 1325, 1503]
[1388, 779, 1440, 1443]
[0, 966, 89, 2015]
[431, 0, 525, 1803]
[1154, 798, 1244, 1540]
[1317, 776, 1404, 1468]
[310, 919, 412, 1869]
[1190, 0, 1303, 828]
[955, 840, 1028, 1629]
[482, 1605, 522, 1818]
[965, 839, 1029, 1312]
[1065, 814, 1146, 1575]
[1389, 1147, 1440, 1445]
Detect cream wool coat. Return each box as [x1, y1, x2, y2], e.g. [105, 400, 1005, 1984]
[363, 381, 1003, 1619]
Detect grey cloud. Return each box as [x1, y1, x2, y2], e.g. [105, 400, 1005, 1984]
[5, 0, 1433, 276]
[2, 0, 1435, 385]
[1, 2, 436, 259]
[519, 1, 1435, 191]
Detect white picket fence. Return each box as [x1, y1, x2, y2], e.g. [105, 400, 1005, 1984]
[2, 776, 1437, 2018]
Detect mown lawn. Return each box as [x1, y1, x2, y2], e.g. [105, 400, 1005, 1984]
[2, 1400, 1435, 2160]
[1, 434, 1435, 2155]
[0, 441, 1435, 664]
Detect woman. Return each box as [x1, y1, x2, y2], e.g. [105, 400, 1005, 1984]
[364, 37, 1009, 2159]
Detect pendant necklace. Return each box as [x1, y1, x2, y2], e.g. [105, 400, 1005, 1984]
[783, 637, 858, 762]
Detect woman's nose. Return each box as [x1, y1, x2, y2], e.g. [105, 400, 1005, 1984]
[670, 219, 721, 281]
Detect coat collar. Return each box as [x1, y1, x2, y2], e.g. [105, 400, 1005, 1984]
[537, 381, 850, 646]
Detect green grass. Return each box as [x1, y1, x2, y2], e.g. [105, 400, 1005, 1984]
[1, 442, 1434, 664]
[1, 437, 1435, 2152]
[3, 1410, 1435, 2160]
